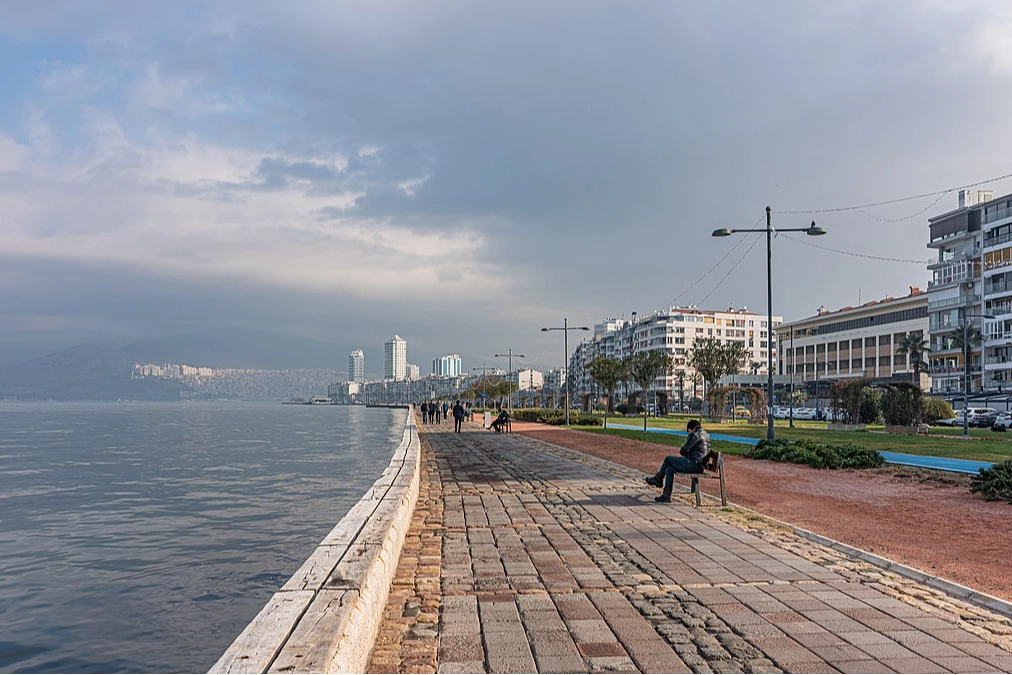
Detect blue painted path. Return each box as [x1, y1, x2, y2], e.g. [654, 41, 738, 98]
[603, 422, 994, 474]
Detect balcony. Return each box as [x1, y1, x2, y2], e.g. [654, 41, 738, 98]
[929, 365, 982, 376]
[926, 251, 975, 268]
[984, 356, 1012, 370]
[928, 261, 979, 289]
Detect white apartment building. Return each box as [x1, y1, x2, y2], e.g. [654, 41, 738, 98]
[511, 368, 544, 392]
[775, 288, 928, 390]
[572, 305, 781, 407]
[383, 335, 407, 381]
[348, 349, 365, 383]
[923, 190, 1012, 397]
[406, 363, 420, 381]
[432, 354, 463, 377]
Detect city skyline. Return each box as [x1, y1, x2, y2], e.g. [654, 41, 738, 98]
[4, 3, 1012, 371]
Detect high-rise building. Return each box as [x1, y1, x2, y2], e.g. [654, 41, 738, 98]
[927, 191, 1012, 396]
[406, 364, 420, 381]
[384, 335, 407, 381]
[432, 354, 463, 377]
[348, 349, 365, 384]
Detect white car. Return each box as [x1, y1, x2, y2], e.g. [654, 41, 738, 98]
[992, 412, 1012, 430]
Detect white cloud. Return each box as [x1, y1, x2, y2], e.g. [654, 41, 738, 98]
[131, 64, 190, 109]
[0, 134, 29, 172]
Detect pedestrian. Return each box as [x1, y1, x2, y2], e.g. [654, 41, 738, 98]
[452, 399, 465, 433]
[420, 401, 428, 424]
[442, 401, 449, 422]
[434, 400, 442, 423]
[644, 419, 711, 503]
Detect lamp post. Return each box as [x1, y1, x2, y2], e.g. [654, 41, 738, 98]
[962, 313, 995, 439]
[471, 364, 489, 409]
[494, 349, 526, 413]
[713, 206, 826, 441]
[541, 318, 590, 425]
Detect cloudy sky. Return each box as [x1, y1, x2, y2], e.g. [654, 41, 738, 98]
[3, 1, 1012, 373]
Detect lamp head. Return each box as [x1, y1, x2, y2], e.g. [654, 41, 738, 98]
[541, 327, 549, 332]
[711, 228, 733, 237]
[806, 221, 826, 236]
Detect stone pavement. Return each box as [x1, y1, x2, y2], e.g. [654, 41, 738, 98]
[367, 424, 1012, 674]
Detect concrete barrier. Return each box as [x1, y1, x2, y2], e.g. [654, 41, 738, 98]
[210, 412, 421, 674]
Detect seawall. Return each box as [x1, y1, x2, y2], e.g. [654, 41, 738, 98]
[210, 411, 420, 674]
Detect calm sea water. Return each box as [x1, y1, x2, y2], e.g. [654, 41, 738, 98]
[0, 402, 407, 674]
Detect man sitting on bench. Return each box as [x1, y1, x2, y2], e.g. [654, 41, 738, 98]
[490, 408, 510, 433]
[644, 419, 710, 503]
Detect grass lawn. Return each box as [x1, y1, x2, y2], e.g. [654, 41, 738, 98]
[574, 415, 1012, 463]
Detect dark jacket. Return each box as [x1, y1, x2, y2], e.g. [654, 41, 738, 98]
[452, 403, 465, 419]
[679, 428, 711, 465]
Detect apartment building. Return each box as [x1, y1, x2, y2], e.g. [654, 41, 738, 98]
[348, 349, 365, 384]
[571, 305, 781, 407]
[923, 190, 1012, 396]
[383, 335, 407, 381]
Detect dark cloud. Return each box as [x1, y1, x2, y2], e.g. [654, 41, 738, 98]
[4, 1, 1012, 370]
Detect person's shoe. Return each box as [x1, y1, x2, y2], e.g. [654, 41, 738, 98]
[644, 475, 660, 487]
[655, 493, 671, 503]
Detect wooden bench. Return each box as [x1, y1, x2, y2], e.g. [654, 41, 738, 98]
[688, 451, 727, 507]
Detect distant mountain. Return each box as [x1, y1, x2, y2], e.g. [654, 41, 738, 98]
[0, 344, 194, 401]
[121, 329, 355, 370]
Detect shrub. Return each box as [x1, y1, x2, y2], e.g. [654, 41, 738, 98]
[615, 403, 630, 415]
[922, 398, 955, 423]
[860, 388, 883, 424]
[970, 460, 1012, 502]
[513, 408, 563, 424]
[881, 383, 923, 426]
[750, 438, 884, 469]
[573, 414, 601, 426]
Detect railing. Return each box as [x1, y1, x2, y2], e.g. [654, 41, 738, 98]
[929, 295, 980, 311]
[984, 230, 1012, 248]
[928, 266, 979, 289]
[985, 280, 1012, 295]
[987, 301, 1012, 316]
[983, 202, 1012, 226]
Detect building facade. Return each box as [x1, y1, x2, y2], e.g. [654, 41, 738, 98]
[924, 190, 1012, 396]
[571, 305, 781, 407]
[432, 354, 463, 377]
[774, 288, 929, 391]
[348, 349, 365, 384]
[383, 335, 407, 381]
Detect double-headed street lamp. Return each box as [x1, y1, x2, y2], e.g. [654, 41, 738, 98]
[962, 313, 995, 439]
[494, 349, 526, 413]
[541, 318, 590, 425]
[712, 206, 826, 441]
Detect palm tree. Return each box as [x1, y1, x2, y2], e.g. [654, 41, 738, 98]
[897, 332, 929, 386]
[750, 361, 762, 375]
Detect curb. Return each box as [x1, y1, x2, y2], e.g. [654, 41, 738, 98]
[209, 411, 421, 674]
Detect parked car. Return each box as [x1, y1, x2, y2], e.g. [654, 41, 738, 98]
[955, 407, 998, 428]
[992, 412, 1012, 431]
[731, 406, 751, 418]
[934, 417, 957, 427]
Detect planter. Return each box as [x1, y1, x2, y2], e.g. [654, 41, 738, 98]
[827, 423, 866, 432]
[885, 424, 930, 435]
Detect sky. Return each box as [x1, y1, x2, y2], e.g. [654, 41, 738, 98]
[3, 1, 1012, 374]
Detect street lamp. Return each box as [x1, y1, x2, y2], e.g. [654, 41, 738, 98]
[713, 206, 826, 441]
[494, 349, 526, 413]
[541, 318, 590, 425]
[962, 313, 995, 439]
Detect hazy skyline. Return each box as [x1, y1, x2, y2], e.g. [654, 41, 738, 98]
[3, 1, 1012, 372]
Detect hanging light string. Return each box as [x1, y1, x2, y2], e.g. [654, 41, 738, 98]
[777, 231, 924, 264]
[697, 232, 764, 306]
[666, 214, 764, 307]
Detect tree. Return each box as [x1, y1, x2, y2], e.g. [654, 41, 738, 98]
[896, 332, 929, 388]
[750, 361, 762, 375]
[949, 323, 983, 393]
[688, 338, 750, 411]
[624, 350, 675, 431]
[587, 356, 628, 428]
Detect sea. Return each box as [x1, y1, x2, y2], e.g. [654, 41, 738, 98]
[0, 401, 407, 674]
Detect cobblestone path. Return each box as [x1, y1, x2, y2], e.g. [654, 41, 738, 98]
[368, 426, 1012, 673]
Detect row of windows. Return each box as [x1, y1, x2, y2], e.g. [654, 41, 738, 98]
[785, 306, 926, 336]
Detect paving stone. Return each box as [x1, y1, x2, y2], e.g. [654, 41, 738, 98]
[367, 424, 1012, 674]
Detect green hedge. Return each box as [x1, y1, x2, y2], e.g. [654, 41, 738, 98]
[511, 409, 601, 426]
[971, 459, 1012, 502]
[750, 438, 884, 469]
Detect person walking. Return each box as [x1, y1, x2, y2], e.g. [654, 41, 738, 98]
[452, 400, 465, 433]
[644, 419, 710, 503]
[420, 401, 429, 424]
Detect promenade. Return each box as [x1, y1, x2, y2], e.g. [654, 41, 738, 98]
[368, 422, 1012, 674]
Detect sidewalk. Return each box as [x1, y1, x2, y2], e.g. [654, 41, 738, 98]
[368, 423, 1012, 674]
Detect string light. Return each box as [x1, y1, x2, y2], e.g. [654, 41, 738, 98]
[778, 232, 924, 264]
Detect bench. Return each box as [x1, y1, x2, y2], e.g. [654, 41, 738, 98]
[687, 451, 727, 507]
